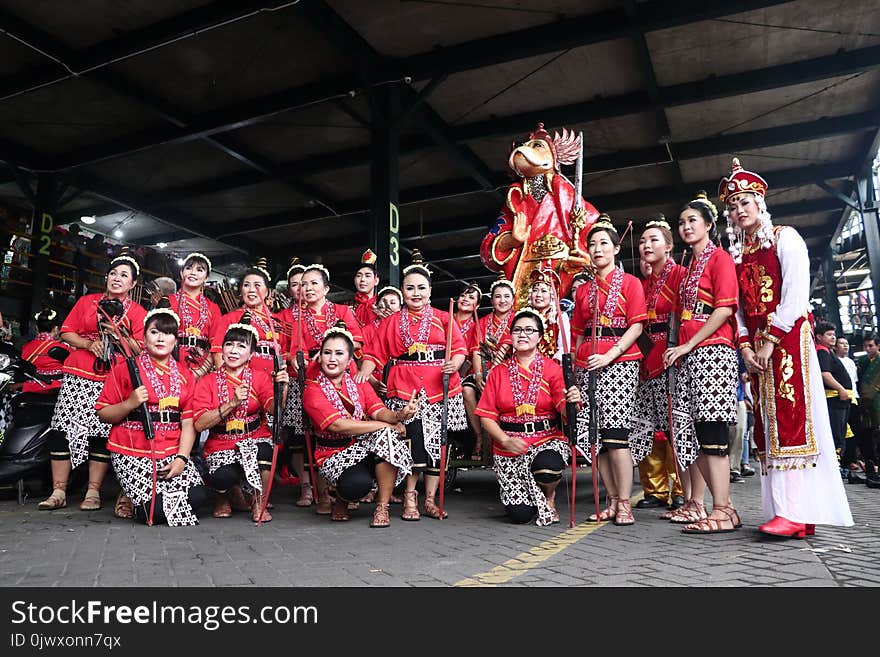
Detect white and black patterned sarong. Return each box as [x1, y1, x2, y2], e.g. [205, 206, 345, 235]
[49, 374, 110, 468]
[574, 360, 640, 462]
[671, 344, 738, 469]
[206, 437, 271, 493]
[281, 377, 304, 432]
[111, 453, 204, 526]
[386, 389, 466, 465]
[493, 439, 569, 527]
[628, 373, 670, 465]
[319, 427, 413, 488]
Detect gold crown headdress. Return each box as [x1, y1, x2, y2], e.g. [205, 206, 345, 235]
[360, 249, 378, 267]
[182, 252, 212, 273]
[402, 249, 431, 277]
[249, 257, 271, 282]
[590, 213, 618, 234]
[689, 190, 718, 222]
[645, 213, 671, 231]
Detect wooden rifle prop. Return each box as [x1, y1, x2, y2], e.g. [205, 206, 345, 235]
[437, 298, 455, 519]
[255, 297, 286, 527]
[554, 292, 580, 528]
[96, 302, 158, 525]
[665, 248, 692, 494]
[296, 301, 319, 505]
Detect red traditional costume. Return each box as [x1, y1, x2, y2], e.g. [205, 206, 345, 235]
[473, 309, 513, 372]
[352, 248, 380, 329]
[721, 157, 852, 527]
[49, 293, 147, 468]
[476, 354, 570, 526]
[211, 307, 288, 376]
[21, 333, 69, 394]
[97, 354, 204, 526]
[288, 301, 363, 360]
[480, 124, 599, 306]
[168, 290, 222, 372]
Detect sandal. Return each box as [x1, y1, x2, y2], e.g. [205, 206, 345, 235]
[614, 499, 635, 526]
[38, 486, 67, 510]
[331, 498, 350, 521]
[423, 496, 448, 520]
[212, 493, 232, 518]
[228, 485, 252, 512]
[251, 494, 272, 523]
[370, 502, 390, 528]
[359, 490, 376, 504]
[79, 488, 101, 511]
[113, 492, 134, 519]
[588, 495, 618, 522]
[668, 499, 707, 524]
[547, 496, 560, 524]
[296, 484, 315, 507]
[389, 493, 402, 504]
[315, 492, 333, 515]
[347, 500, 360, 511]
[681, 505, 741, 534]
[401, 490, 420, 521]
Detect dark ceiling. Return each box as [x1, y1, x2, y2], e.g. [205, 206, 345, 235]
[0, 0, 878, 298]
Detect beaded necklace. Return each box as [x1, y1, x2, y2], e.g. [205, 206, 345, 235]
[304, 302, 338, 347]
[177, 291, 209, 336]
[679, 241, 716, 321]
[645, 258, 675, 320]
[217, 366, 253, 433]
[138, 352, 181, 411]
[316, 371, 363, 421]
[588, 267, 624, 326]
[399, 305, 434, 355]
[509, 353, 544, 417]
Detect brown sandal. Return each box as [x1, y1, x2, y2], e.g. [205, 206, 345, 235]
[588, 495, 618, 522]
[79, 488, 101, 511]
[114, 492, 134, 519]
[212, 492, 232, 518]
[423, 496, 448, 519]
[38, 486, 67, 510]
[668, 499, 707, 524]
[401, 490, 420, 521]
[228, 485, 252, 512]
[331, 498, 350, 521]
[370, 502, 390, 528]
[296, 484, 314, 507]
[315, 492, 333, 515]
[681, 505, 741, 534]
[252, 493, 272, 523]
[614, 499, 635, 526]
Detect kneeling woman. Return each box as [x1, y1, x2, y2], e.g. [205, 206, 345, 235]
[303, 324, 416, 527]
[193, 313, 289, 522]
[96, 303, 207, 525]
[476, 308, 581, 525]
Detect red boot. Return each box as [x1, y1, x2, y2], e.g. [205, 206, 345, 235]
[759, 515, 807, 538]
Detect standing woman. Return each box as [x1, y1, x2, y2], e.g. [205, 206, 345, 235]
[211, 258, 287, 377]
[361, 285, 403, 398]
[722, 158, 852, 536]
[467, 276, 515, 460]
[169, 253, 222, 380]
[357, 250, 467, 520]
[278, 257, 312, 507]
[629, 220, 688, 511]
[571, 219, 647, 525]
[303, 323, 415, 527]
[476, 308, 581, 525]
[194, 312, 289, 522]
[96, 302, 207, 525]
[38, 252, 147, 511]
[454, 281, 482, 459]
[527, 268, 570, 361]
[662, 191, 741, 534]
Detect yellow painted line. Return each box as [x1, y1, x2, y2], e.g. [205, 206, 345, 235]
[455, 494, 640, 587]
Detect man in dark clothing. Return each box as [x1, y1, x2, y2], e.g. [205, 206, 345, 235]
[815, 321, 851, 475]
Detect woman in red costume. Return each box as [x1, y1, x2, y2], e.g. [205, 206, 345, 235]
[20, 308, 69, 395]
[527, 268, 569, 361]
[303, 322, 415, 527]
[572, 219, 647, 526]
[721, 158, 853, 537]
[476, 308, 580, 525]
[357, 250, 467, 521]
[96, 301, 206, 525]
[663, 192, 740, 534]
[38, 252, 146, 512]
[168, 253, 222, 380]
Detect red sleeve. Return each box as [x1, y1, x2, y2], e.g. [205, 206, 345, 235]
[252, 369, 275, 413]
[125, 303, 147, 344]
[475, 367, 502, 421]
[545, 360, 567, 413]
[710, 250, 739, 309]
[571, 283, 588, 337]
[303, 380, 343, 431]
[337, 305, 364, 345]
[192, 373, 218, 421]
[95, 361, 130, 410]
[364, 314, 394, 370]
[179, 370, 194, 420]
[624, 275, 648, 325]
[211, 311, 235, 353]
[61, 295, 94, 335]
[361, 380, 386, 417]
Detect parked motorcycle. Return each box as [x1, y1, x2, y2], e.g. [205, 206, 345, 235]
[0, 341, 66, 503]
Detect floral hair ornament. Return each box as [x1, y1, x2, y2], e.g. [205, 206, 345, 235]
[227, 309, 260, 340]
[718, 158, 773, 263]
[402, 248, 431, 278]
[376, 285, 403, 303]
[144, 296, 180, 327]
[250, 257, 272, 283]
[644, 215, 672, 232]
[34, 308, 57, 321]
[489, 273, 515, 294]
[323, 319, 354, 344]
[182, 252, 212, 274]
[109, 247, 140, 277]
[512, 306, 546, 333]
[303, 262, 331, 282]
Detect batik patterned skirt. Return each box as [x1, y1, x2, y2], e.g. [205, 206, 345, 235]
[49, 374, 109, 468]
[111, 453, 204, 526]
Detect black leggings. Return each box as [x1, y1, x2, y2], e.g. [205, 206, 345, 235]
[406, 418, 446, 476]
[335, 456, 380, 502]
[47, 430, 110, 463]
[210, 443, 274, 491]
[696, 421, 730, 457]
[133, 486, 209, 525]
[505, 449, 565, 524]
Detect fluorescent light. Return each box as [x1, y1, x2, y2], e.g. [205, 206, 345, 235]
[80, 215, 96, 225]
[156, 242, 167, 249]
[113, 229, 123, 238]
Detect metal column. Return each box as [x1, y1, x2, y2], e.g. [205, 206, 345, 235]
[859, 172, 880, 334]
[368, 85, 400, 288]
[26, 174, 60, 331]
[821, 250, 842, 333]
